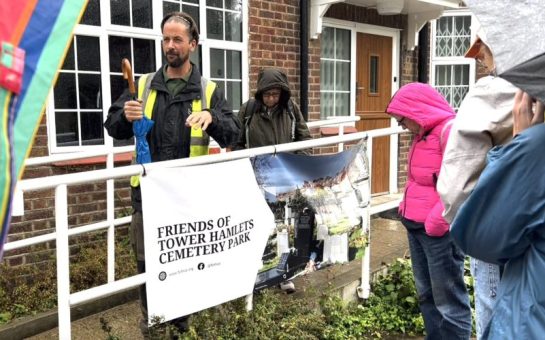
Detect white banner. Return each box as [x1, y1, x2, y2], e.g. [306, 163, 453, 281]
[140, 158, 275, 324]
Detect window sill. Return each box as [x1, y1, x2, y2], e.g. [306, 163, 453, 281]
[52, 152, 133, 166]
[320, 126, 358, 137]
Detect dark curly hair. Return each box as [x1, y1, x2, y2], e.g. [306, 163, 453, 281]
[160, 12, 199, 44]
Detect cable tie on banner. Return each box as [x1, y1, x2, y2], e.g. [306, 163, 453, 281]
[140, 163, 147, 177]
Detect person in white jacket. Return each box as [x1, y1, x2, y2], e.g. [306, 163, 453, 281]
[437, 32, 518, 339]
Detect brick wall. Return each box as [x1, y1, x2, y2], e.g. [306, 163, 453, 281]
[5, 1, 420, 266]
[4, 118, 133, 267]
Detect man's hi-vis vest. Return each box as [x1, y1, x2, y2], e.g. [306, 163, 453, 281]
[130, 72, 216, 187]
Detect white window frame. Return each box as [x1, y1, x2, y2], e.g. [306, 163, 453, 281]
[319, 25, 352, 119]
[430, 10, 477, 110]
[321, 18, 400, 194]
[321, 18, 400, 122]
[46, 0, 248, 154]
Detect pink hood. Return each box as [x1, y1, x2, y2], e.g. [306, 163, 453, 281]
[386, 83, 455, 134]
[388, 83, 455, 237]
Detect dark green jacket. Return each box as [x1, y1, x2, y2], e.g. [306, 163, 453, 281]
[104, 63, 240, 211]
[105, 63, 240, 161]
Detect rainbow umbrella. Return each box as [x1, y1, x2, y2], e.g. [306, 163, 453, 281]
[0, 0, 88, 259]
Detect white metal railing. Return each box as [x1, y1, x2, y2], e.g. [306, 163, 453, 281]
[6, 120, 404, 339]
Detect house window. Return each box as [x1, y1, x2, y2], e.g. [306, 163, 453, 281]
[320, 26, 351, 119]
[431, 12, 475, 110]
[434, 64, 470, 108]
[47, 0, 245, 153]
[53, 36, 104, 147]
[210, 49, 242, 111]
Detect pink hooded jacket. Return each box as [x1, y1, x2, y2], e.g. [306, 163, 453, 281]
[387, 83, 455, 237]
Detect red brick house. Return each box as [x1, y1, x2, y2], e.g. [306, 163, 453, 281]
[5, 0, 462, 268]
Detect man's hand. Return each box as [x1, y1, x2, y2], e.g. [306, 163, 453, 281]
[124, 100, 143, 122]
[513, 90, 544, 136]
[186, 110, 213, 130]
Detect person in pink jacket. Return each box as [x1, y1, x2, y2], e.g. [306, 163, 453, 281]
[386, 83, 471, 339]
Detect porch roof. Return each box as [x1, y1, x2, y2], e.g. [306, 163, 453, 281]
[311, 0, 461, 49]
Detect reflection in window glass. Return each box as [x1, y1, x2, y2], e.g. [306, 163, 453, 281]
[61, 40, 75, 70]
[111, 0, 130, 26]
[227, 81, 242, 111]
[78, 74, 102, 109]
[162, 1, 200, 27]
[320, 92, 333, 117]
[321, 60, 333, 91]
[111, 0, 152, 28]
[109, 36, 132, 73]
[184, 5, 200, 29]
[207, 9, 223, 40]
[336, 29, 351, 60]
[320, 27, 351, 118]
[369, 56, 379, 94]
[132, 0, 152, 28]
[205, 0, 242, 42]
[335, 93, 350, 116]
[110, 75, 126, 107]
[321, 27, 334, 59]
[226, 50, 241, 78]
[210, 49, 225, 78]
[226, 12, 242, 42]
[209, 48, 242, 113]
[54, 73, 77, 109]
[225, 0, 241, 11]
[81, 112, 104, 145]
[80, 0, 101, 26]
[163, 1, 179, 14]
[336, 62, 350, 91]
[207, 0, 222, 7]
[77, 36, 101, 71]
[55, 111, 78, 146]
[133, 39, 156, 74]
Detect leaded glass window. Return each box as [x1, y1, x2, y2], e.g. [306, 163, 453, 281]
[431, 13, 475, 111]
[435, 16, 471, 57]
[434, 64, 470, 110]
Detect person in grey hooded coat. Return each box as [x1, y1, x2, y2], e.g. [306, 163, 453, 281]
[437, 32, 518, 339]
[232, 68, 311, 152]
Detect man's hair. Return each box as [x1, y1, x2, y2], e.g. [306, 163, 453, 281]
[161, 12, 199, 44]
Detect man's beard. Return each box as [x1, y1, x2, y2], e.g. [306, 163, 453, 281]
[166, 51, 187, 68]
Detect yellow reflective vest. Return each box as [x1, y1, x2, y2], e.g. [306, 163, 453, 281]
[130, 72, 216, 187]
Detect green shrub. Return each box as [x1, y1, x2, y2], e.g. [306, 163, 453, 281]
[155, 258, 426, 339]
[0, 233, 136, 324]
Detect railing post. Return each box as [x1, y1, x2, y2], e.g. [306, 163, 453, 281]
[366, 137, 374, 189]
[56, 184, 71, 340]
[106, 152, 115, 282]
[338, 124, 345, 152]
[358, 222, 371, 299]
[245, 294, 253, 311]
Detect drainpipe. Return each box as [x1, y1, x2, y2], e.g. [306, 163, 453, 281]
[418, 23, 430, 84]
[300, 0, 309, 121]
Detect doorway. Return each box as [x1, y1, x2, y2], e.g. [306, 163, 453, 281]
[355, 32, 393, 194]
